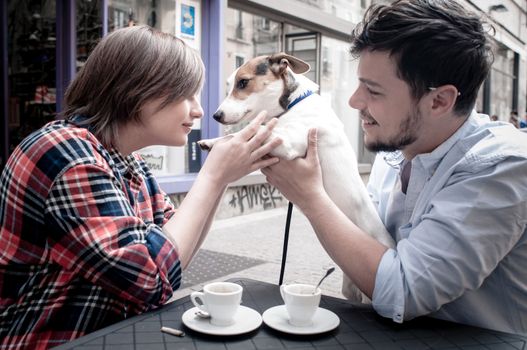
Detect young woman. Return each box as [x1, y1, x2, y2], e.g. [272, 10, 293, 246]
[0, 25, 281, 349]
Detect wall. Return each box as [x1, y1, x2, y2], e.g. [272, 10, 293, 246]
[169, 168, 371, 219]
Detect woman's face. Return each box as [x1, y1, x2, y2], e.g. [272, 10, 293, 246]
[139, 94, 204, 147]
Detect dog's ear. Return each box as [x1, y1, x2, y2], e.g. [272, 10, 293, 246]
[268, 53, 310, 75]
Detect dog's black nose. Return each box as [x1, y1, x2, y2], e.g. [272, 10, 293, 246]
[213, 111, 224, 122]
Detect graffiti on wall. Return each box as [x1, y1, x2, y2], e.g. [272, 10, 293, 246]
[167, 183, 286, 218]
[228, 184, 284, 214]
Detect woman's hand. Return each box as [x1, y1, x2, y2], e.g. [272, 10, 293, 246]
[262, 128, 326, 212]
[201, 111, 282, 186]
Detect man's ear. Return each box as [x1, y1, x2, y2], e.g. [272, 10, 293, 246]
[429, 85, 459, 115]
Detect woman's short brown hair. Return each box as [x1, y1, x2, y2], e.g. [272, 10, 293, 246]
[62, 25, 205, 147]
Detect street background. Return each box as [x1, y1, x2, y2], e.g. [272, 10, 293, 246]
[171, 206, 346, 301]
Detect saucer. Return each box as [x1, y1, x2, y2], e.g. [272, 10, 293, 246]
[182, 306, 262, 336]
[262, 305, 340, 335]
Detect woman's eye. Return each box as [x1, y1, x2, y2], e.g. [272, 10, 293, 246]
[237, 79, 249, 90]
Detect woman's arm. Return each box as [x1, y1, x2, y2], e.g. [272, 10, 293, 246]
[163, 112, 282, 268]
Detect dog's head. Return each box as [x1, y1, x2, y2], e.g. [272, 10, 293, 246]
[213, 53, 311, 125]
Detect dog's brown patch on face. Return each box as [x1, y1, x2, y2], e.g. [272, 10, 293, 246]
[231, 56, 282, 100]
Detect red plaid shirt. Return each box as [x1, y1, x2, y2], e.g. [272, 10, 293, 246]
[0, 118, 181, 349]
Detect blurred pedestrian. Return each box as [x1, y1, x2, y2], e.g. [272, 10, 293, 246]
[509, 110, 519, 128]
[520, 113, 527, 129]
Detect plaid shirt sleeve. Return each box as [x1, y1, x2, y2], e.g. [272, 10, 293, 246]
[46, 161, 181, 307]
[0, 121, 182, 348]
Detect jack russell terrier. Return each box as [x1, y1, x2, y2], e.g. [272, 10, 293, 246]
[198, 53, 395, 304]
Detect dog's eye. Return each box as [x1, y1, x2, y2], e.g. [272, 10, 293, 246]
[236, 79, 249, 90]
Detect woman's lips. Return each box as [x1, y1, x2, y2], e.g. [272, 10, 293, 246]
[182, 123, 193, 133]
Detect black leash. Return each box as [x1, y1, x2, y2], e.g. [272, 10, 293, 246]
[279, 201, 294, 285]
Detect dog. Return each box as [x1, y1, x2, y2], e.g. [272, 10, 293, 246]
[198, 53, 395, 304]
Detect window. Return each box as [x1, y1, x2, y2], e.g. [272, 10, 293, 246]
[235, 55, 245, 68]
[235, 10, 243, 39]
[7, 0, 57, 154]
[489, 44, 515, 119]
[76, 0, 102, 69]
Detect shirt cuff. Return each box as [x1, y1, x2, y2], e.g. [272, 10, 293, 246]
[372, 248, 405, 323]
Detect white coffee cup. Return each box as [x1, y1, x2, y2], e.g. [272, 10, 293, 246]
[280, 283, 321, 327]
[190, 282, 243, 326]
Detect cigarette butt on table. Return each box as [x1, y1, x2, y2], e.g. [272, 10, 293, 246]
[161, 326, 185, 337]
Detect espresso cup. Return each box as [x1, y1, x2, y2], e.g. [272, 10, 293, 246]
[190, 282, 243, 326]
[280, 283, 321, 327]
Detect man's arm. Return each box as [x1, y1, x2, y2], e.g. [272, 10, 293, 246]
[262, 129, 389, 298]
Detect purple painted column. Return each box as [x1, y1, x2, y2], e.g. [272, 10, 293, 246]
[200, 0, 224, 165]
[1, 0, 8, 169]
[56, 0, 76, 115]
[102, 0, 108, 37]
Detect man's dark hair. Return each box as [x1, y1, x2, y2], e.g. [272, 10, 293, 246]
[350, 0, 494, 116]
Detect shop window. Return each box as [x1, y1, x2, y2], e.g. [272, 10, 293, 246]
[7, 0, 57, 153]
[76, 0, 102, 69]
[108, 0, 158, 31]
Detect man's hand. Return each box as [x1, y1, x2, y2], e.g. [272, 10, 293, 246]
[262, 128, 326, 212]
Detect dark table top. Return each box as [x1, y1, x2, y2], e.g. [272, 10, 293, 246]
[54, 278, 526, 350]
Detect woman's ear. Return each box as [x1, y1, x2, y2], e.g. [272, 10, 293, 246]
[429, 85, 460, 115]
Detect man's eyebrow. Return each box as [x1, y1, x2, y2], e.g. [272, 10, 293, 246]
[359, 78, 383, 88]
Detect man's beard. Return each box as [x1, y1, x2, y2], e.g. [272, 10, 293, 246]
[363, 108, 421, 153]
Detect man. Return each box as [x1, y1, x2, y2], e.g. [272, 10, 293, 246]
[263, 0, 527, 335]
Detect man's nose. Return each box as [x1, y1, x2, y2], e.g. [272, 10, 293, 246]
[348, 88, 365, 110]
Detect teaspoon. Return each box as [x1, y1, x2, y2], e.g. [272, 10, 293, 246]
[313, 266, 335, 294]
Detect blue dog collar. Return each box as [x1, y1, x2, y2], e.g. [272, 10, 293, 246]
[287, 90, 314, 110]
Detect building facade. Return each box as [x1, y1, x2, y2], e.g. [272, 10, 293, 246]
[1, 0, 526, 217]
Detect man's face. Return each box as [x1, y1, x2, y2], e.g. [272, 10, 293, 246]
[348, 50, 423, 153]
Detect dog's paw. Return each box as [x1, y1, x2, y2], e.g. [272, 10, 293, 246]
[197, 140, 212, 151]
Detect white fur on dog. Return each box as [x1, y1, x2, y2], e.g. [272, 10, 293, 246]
[200, 61, 395, 304]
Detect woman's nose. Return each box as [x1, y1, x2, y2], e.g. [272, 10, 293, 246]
[191, 97, 204, 119]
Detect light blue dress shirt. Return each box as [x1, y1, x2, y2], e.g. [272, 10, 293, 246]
[368, 111, 527, 335]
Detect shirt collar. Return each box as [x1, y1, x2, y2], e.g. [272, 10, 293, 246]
[413, 110, 481, 175]
[383, 110, 483, 174]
